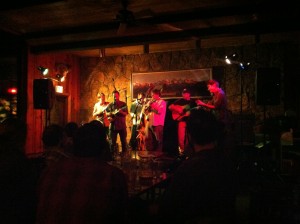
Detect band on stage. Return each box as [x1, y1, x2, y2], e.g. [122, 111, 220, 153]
[92, 80, 229, 157]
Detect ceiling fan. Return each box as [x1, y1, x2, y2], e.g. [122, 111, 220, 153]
[115, 0, 156, 35]
[115, 0, 138, 34]
[114, 0, 188, 36]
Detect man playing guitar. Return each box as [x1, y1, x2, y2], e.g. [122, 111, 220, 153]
[168, 88, 197, 157]
[195, 79, 232, 156]
[92, 92, 110, 137]
[105, 90, 128, 156]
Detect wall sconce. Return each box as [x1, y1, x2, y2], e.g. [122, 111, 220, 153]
[225, 53, 238, 64]
[37, 66, 49, 76]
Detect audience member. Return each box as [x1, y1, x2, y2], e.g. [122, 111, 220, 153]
[41, 124, 72, 167]
[62, 121, 79, 154]
[36, 121, 129, 224]
[158, 109, 237, 224]
[0, 117, 38, 223]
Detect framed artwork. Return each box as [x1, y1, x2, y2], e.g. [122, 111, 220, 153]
[131, 68, 212, 99]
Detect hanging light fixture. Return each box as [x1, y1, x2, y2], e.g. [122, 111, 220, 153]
[37, 66, 49, 76]
[225, 53, 238, 64]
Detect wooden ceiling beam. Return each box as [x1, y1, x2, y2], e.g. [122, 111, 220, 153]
[29, 21, 300, 54]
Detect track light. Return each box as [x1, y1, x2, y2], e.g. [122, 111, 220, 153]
[239, 62, 251, 70]
[225, 53, 238, 64]
[55, 74, 66, 82]
[37, 66, 49, 76]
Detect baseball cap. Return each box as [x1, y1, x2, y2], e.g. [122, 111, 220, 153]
[182, 88, 191, 94]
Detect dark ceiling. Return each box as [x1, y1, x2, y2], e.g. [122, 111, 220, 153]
[0, 0, 299, 57]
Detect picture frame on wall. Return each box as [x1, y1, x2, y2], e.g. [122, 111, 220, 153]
[131, 68, 212, 99]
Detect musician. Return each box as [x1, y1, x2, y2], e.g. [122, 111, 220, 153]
[92, 92, 110, 137]
[106, 90, 128, 156]
[129, 92, 145, 150]
[196, 79, 228, 129]
[196, 79, 232, 155]
[145, 89, 166, 152]
[168, 88, 197, 156]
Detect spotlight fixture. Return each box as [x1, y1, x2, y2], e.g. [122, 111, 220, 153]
[55, 74, 66, 82]
[239, 62, 251, 70]
[225, 53, 238, 64]
[37, 66, 49, 76]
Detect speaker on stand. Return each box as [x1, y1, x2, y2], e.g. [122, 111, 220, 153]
[255, 67, 281, 169]
[33, 79, 55, 126]
[256, 67, 281, 106]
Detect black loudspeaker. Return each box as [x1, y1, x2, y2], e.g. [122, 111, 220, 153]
[33, 79, 55, 109]
[256, 67, 281, 105]
[212, 66, 225, 87]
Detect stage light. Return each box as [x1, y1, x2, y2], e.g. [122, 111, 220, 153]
[239, 62, 251, 70]
[37, 66, 49, 76]
[225, 53, 238, 64]
[55, 74, 65, 82]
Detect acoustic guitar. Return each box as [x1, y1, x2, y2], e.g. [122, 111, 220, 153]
[170, 104, 200, 121]
[106, 105, 127, 122]
[95, 105, 110, 127]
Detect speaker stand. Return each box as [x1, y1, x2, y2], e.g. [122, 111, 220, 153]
[45, 109, 51, 127]
[240, 70, 243, 147]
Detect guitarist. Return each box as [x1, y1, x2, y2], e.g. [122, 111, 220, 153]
[92, 92, 110, 138]
[168, 88, 197, 157]
[106, 90, 128, 156]
[195, 79, 232, 156]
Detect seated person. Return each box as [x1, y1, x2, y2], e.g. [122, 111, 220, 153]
[41, 124, 72, 168]
[0, 117, 38, 223]
[36, 121, 129, 224]
[158, 109, 237, 224]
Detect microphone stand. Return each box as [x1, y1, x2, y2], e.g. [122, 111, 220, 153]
[240, 69, 243, 147]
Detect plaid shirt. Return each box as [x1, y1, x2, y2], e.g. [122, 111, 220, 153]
[36, 157, 128, 224]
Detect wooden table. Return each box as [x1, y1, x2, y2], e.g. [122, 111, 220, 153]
[109, 151, 176, 200]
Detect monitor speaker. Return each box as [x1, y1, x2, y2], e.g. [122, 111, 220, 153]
[33, 79, 55, 109]
[255, 67, 281, 105]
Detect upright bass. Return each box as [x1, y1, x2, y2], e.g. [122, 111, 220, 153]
[136, 86, 154, 150]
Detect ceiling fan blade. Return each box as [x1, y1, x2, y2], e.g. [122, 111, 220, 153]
[117, 22, 128, 35]
[134, 8, 155, 19]
[156, 23, 183, 32]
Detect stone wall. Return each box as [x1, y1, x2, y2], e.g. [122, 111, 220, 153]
[78, 43, 300, 148]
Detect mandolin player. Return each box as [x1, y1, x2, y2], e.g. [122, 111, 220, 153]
[168, 88, 197, 157]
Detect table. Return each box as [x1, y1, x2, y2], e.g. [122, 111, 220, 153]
[109, 151, 176, 199]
